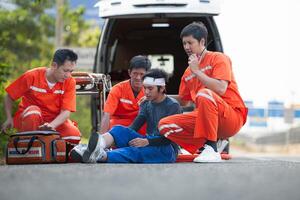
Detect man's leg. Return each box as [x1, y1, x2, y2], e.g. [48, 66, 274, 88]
[14, 106, 43, 131]
[158, 112, 206, 154]
[106, 145, 176, 163]
[192, 89, 243, 162]
[105, 147, 142, 163]
[55, 119, 81, 162]
[109, 125, 144, 148]
[82, 125, 143, 163]
[110, 118, 147, 136]
[56, 119, 81, 145]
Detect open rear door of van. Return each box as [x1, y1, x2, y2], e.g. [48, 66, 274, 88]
[95, 0, 221, 18]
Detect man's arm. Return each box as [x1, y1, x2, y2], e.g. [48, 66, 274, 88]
[1, 94, 14, 133]
[147, 136, 172, 146]
[40, 110, 71, 130]
[130, 101, 182, 147]
[189, 54, 228, 95]
[193, 70, 228, 95]
[99, 112, 111, 134]
[124, 114, 148, 147]
[129, 132, 174, 147]
[129, 114, 146, 132]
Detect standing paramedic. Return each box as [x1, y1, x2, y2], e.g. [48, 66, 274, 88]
[158, 22, 248, 162]
[1, 49, 81, 145]
[70, 69, 182, 163]
[99, 55, 151, 135]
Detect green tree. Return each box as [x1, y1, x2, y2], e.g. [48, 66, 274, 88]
[0, 64, 14, 160]
[0, 0, 101, 159]
[0, 0, 55, 77]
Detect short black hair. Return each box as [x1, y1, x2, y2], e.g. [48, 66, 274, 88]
[142, 68, 169, 93]
[129, 55, 151, 71]
[52, 49, 78, 66]
[180, 22, 208, 44]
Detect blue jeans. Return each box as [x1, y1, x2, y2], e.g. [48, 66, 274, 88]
[105, 125, 177, 163]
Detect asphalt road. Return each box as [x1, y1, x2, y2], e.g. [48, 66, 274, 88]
[1, 156, 300, 200]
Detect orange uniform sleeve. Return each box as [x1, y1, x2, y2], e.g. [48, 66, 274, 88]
[178, 70, 192, 101]
[211, 53, 232, 82]
[103, 85, 121, 115]
[61, 78, 76, 112]
[5, 70, 33, 100]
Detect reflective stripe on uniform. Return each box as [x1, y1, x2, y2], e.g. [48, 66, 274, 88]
[30, 86, 47, 93]
[61, 136, 81, 141]
[23, 111, 42, 118]
[158, 123, 183, 137]
[196, 89, 217, 106]
[120, 98, 133, 104]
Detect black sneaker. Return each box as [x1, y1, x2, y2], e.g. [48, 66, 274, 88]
[82, 132, 104, 163]
[69, 144, 87, 162]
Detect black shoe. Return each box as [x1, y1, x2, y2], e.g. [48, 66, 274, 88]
[69, 144, 87, 162]
[82, 132, 100, 163]
[70, 149, 83, 162]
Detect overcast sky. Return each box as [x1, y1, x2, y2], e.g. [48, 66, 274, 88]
[215, 0, 300, 107]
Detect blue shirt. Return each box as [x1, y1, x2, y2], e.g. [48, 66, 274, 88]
[129, 96, 182, 136]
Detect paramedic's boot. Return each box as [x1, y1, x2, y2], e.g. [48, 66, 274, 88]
[193, 144, 222, 163]
[69, 144, 87, 162]
[82, 132, 106, 163]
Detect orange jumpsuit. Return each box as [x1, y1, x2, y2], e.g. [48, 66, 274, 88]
[158, 51, 248, 154]
[5, 67, 81, 144]
[104, 80, 146, 135]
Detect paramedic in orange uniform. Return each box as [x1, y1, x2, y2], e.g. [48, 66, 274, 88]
[1, 49, 81, 144]
[99, 55, 151, 135]
[158, 22, 248, 162]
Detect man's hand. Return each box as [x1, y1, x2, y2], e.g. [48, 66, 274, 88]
[129, 138, 149, 147]
[1, 118, 13, 134]
[188, 54, 200, 74]
[38, 123, 56, 131]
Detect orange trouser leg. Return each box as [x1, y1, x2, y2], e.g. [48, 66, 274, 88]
[56, 119, 81, 145]
[110, 118, 147, 136]
[14, 105, 43, 132]
[159, 89, 245, 154]
[194, 89, 244, 140]
[158, 112, 206, 154]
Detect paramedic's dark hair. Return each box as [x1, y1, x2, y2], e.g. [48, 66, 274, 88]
[129, 55, 151, 71]
[180, 22, 208, 44]
[52, 49, 78, 67]
[142, 68, 169, 93]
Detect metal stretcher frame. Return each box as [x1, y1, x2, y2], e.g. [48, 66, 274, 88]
[72, 72, 112, 132]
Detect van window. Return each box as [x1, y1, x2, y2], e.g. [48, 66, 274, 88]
[148, 54, 174, 75]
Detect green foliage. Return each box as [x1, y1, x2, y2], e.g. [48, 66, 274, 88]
[0, 64, 12, 125]
[70, 96, 92, 139]
[0, 0, 55, 77]
[0, 64, 14, 159]
[0, 1, 101, 160]
[78, 25, 101, 47]
[62, 5, 88, 46]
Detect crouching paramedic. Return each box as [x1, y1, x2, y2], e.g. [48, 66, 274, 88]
[158, 22, 248, 163]
[1, 49, 81, 145]
[71, 68, 182, 163]
[99, 55, 151, 135]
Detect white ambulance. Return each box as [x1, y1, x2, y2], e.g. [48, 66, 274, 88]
[91, 0, 224, 131]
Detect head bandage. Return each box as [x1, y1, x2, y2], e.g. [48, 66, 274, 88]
[143, 77, 166, 86]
